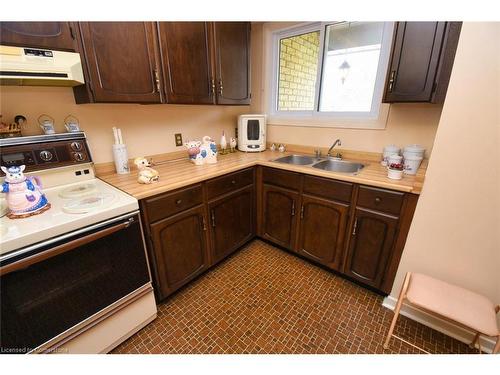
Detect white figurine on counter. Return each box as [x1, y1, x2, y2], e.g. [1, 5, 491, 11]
[220, 131, 228, 154]
[184, 136, 218, 165]
[134, 157, 159, 184]
[229, 137, 237, 153]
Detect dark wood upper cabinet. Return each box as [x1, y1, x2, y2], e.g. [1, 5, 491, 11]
[384, 22, 461, 103]
[150, 205, 209, 299]
[261, 184, 299, 249]
[209, 186, 254, 264]
[213, 22, 251, 105]
[157, 22, 215, 104]
[0, 22, 77, 51]
[297, 195, 349, 271]
[343, 208, 398, 289]
[76, 22, 162, 103]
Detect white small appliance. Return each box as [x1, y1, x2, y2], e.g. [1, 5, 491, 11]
[237, 114, 266, 152]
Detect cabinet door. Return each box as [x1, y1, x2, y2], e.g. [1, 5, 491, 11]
[261, 184, 299, 249]
[297, 195, 349, 271]
[150, 206, 209, 299]
[157, 22, 215, 104]
[209, 186, 254, 264]
[0, 22, 76, 51]
[213, 22, 251, 105]
[344, 208, 398, 289]
[384, 22, 446, 102]
[78, 22, 161, 103]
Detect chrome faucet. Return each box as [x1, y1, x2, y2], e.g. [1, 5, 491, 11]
[327, 139, 342, 157]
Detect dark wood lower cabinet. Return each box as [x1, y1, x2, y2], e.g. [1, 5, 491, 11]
[209, 186, 254, 264]
[149, 205, 209, 299]
[142, 166, 418, 300]
[297, 195, 349, 271]
[343, 208, 398, 289]
[261, 184, 299, 249]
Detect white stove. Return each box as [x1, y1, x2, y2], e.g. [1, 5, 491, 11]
[0, 133, 156, 354]
[0, 166, 138, 256]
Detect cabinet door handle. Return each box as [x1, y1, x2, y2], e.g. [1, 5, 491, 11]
[388, 70, 396, 92]
[154, 68, 161, 93]
[211, 210, 216, 227]
[218, 79, 223, 97]
[201, 215, 207, 231]
[175, 199, 182, 205]
[300, 204, 304, 219]
[352, 218, 358, 236]
[291, 200, 296, 216]
[210, 77, 216, 96]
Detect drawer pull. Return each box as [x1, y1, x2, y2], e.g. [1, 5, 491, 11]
[231, 180, 236, 184]
[375, 197, 381, 204]
[211, 210, 216, 227]
[175, 199, 182, 205]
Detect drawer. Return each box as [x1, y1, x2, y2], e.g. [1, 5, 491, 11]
[144, 184, 203, 223]
[357, 186, 404, 216]
[303, 175, 353, 203]
[262, 167, 301, 191]
[206, 168, 254, 200]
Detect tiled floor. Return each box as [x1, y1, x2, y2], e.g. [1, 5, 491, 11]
[112, 240, 477, 354]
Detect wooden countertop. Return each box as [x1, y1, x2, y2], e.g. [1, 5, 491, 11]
[97, 150, 426, 200]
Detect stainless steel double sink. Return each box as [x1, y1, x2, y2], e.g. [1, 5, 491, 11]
[271, 154, 365, 174]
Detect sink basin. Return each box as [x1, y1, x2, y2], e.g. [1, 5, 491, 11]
[273, 155, 317, 165]
[312, 159, 365, 174]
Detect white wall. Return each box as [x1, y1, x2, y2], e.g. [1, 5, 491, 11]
[390, 22, 500, 308]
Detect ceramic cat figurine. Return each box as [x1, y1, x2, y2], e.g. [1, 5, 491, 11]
[1, 165, 51, 219]
[134, 157, 159, 184]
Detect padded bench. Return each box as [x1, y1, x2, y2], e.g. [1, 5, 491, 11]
[384, 272, 500, 353]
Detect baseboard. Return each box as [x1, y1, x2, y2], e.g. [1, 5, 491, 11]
[382, 296, 496, 353]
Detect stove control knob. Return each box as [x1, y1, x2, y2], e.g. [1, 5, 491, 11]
[39, 150, 53, 161]
[70, 142, 83, 151]
[73, 152, 86, 162]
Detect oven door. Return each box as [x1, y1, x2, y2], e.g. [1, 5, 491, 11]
[0, 212, 151, 354]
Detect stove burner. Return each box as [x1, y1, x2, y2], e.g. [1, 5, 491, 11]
[62, 192, 116, 214]
[59, 183, 98, 199]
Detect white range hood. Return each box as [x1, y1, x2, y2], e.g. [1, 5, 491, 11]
[0, 45, 85, 86]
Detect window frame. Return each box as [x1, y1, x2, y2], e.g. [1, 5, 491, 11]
[267, 21, 395, 128]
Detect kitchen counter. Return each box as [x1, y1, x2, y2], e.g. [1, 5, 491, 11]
[97, 150, 426, 200]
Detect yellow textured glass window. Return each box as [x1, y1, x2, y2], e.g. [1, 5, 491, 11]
[277, 31, 320, 111]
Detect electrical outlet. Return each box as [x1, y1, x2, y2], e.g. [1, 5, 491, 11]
[174, 133, 183, 147]
[235, 127, 238, 138]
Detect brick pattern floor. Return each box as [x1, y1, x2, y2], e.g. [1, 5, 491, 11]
[112, 240, 477, 354]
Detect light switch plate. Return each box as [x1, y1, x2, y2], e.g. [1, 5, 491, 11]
[175, 133, 183, 147]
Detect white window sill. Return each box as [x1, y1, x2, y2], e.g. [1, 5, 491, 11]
[267, 103, 390, 129]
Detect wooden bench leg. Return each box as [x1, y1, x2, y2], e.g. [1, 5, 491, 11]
[384, 272, 412, 350]
[494, 336, 500, 354]
[470, 332, 480, 349]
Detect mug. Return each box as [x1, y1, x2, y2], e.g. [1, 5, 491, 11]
[39, 121, 55, 135]
[65, 123, 80, 132]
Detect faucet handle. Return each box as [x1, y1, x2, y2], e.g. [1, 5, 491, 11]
[314, 149, 322, 158]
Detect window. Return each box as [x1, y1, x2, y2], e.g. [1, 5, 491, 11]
[269, 22, 394, 127]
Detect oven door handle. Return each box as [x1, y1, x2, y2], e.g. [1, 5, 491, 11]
[0, 217, 135, 276]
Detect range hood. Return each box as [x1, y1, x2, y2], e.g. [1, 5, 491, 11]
[0, 45, 85, 87]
